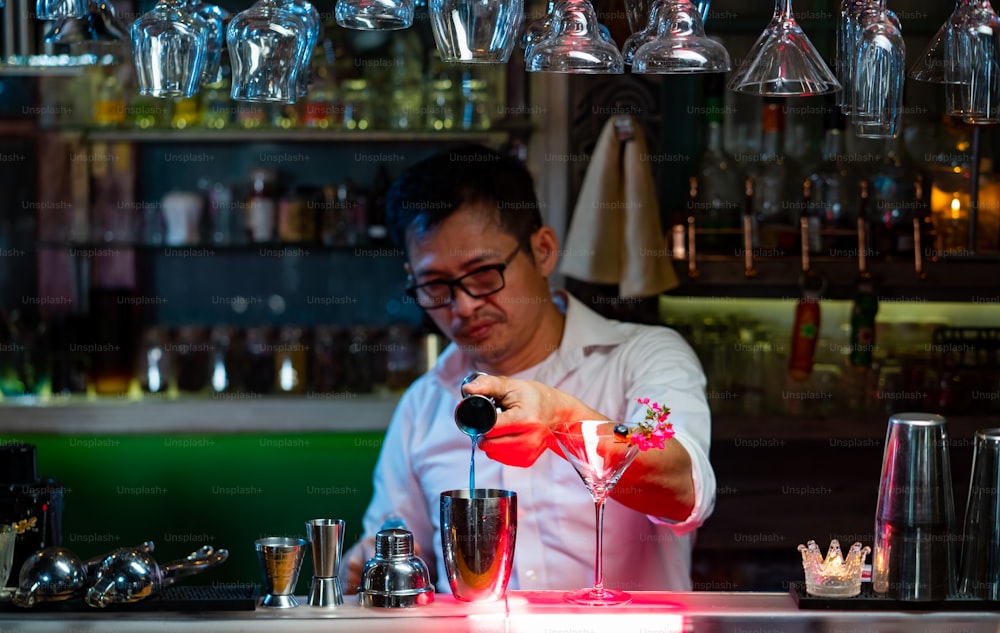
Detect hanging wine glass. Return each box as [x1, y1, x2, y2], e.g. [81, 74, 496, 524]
[949, 1, 1000, 124]
[429, 0, 524, 62]
[909, 0, 975, 84]
[525, 0, 624, 74]
[274, 0, 320, 97]
[835, 0, 865, 113]
[179, 0, 229, 85]
[227, 0, 308, 103]
[45, 0, 128, 44]
[36, 0, 88, 20]
[335, 0, 414, 29]
[727, 0, 840, 96]
[621, 0, 667, 65]
[850, 0, 905, 138]
[631, 0, 731, 73]
[132, 0, 210, 98]
[624, 0, 709, 34]
[521, 1, 555, 60]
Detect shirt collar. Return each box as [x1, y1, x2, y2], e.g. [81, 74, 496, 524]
[430, 290, 629, 394]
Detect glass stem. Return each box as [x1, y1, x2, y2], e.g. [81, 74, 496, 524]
[777, 0, 792, 19]
[593, 497, 606, 594]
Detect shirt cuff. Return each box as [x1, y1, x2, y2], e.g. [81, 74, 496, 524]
[645, 432, 715, 536]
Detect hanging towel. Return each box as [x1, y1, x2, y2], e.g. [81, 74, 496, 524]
[559, 115, 679, 297]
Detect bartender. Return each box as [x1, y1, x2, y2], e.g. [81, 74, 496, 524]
[342, 145, 715, 593]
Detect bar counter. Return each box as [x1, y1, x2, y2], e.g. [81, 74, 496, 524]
[2, 591, 998, 633]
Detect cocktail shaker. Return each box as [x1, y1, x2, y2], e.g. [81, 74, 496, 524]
[440, 488, 517, 602]
[959, 428, 1000, 600]
[872, 413, 957, 601]
[358, 529, 434, 608]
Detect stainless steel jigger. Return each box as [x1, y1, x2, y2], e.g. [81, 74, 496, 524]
[255, 537, 308, 608]
[306, 519, 344, 607]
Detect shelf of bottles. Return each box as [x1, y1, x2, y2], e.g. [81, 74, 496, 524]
[34, 13, 514, 139]
[665, 75, 1000, 301]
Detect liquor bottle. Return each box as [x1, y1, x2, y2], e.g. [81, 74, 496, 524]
[749, 98, 791, 251]
[92, 66, 126, 128]
[869, 132, 919, 258]
[367, 164, 391, 246]
[246, 167, 279, 243]
[426, 55, 456, 131]
[303, 41, 336, 129]
[390, 29, 424, 131]
[0, 443, 64, 584]
[201, 61, 232, 130]
[696, 74, 743, 255]
[171, 95, 202, 129]
[804, 101, 856, 256]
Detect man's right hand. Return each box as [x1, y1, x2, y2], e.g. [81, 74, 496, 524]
[341, 537, 374, 595]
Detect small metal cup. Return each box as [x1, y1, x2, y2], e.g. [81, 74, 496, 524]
[440, 489, 517, 602]
[872, 413, 958, 601]
[255, 537, 307, 608]
[959, 428, 1000, 600]
[306, 519, 344, 607]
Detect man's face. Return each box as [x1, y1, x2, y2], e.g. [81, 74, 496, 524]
[405, 205, 552, 369]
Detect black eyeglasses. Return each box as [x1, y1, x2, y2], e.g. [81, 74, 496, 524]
[405, 246, 520, 310]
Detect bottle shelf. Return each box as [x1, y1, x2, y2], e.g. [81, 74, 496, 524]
[35, 241, 405, 255]
[60, 127, 521, 144]
[670, 255, 1000, 302]
[0, 393, 401, 434]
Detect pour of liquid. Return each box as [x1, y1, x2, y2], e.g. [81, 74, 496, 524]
[454, 395, 498, 494]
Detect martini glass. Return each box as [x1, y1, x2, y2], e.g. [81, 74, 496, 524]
[550, 420, 640, 605]
[727, 0, 841, 96]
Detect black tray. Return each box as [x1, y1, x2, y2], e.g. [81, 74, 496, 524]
[0, 585, 259, 612]
[790, 582, 1000, 611]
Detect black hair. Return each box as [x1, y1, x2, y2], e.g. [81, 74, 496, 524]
[385, 145, 543, 258]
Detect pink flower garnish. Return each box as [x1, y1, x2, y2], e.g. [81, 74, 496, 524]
[618, 397, 674, 451]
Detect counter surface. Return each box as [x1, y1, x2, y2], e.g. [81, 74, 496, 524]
[2, 590, 998, 633]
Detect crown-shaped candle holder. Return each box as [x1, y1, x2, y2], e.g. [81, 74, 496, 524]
[797, 539, 871, 598]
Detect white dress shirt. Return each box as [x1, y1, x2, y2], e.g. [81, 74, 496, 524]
[356, 291, 715, 592]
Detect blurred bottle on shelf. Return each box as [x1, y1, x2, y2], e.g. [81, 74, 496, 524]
[341, 79, 371, 131]
[137, 327, 171, 395]
[311, 325, 345, 393]
[275, 326, 307, 394]
[171, 95, 202, 129]
[92, 64, 126, 128]
[174, 326, 210, 393]
[868, 131, 920, 257]
[803, 100, 856, 256]
[88, 287, 138, 396]
[201, 61, 232, 130]
[236, 102, 268, 129]
[246, 167, 279, 242]
[426, 56, 456, 131]
[0, 307, 50, 400]
[390, 30, 424, 130]
[346, 325, 375, 393]
[748, 98, 792, 251]
[89, 142, 135, 244]
[209, 325, 238, 393]
[271, 103, 300, 129]
[366, 164, 391, 246]
[459, 68, 491, 130]
[48, 313, 89, 396]
[245, 326, 275, 394]
[384, 324, 418, 391]
[303, 38, 337, 129]
[695, 74, 742, 255]
[278, 185, 316, 243]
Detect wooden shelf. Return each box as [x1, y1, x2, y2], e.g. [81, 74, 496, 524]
[0, 393, 401, 434]
[669, 255, 1000, 302]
